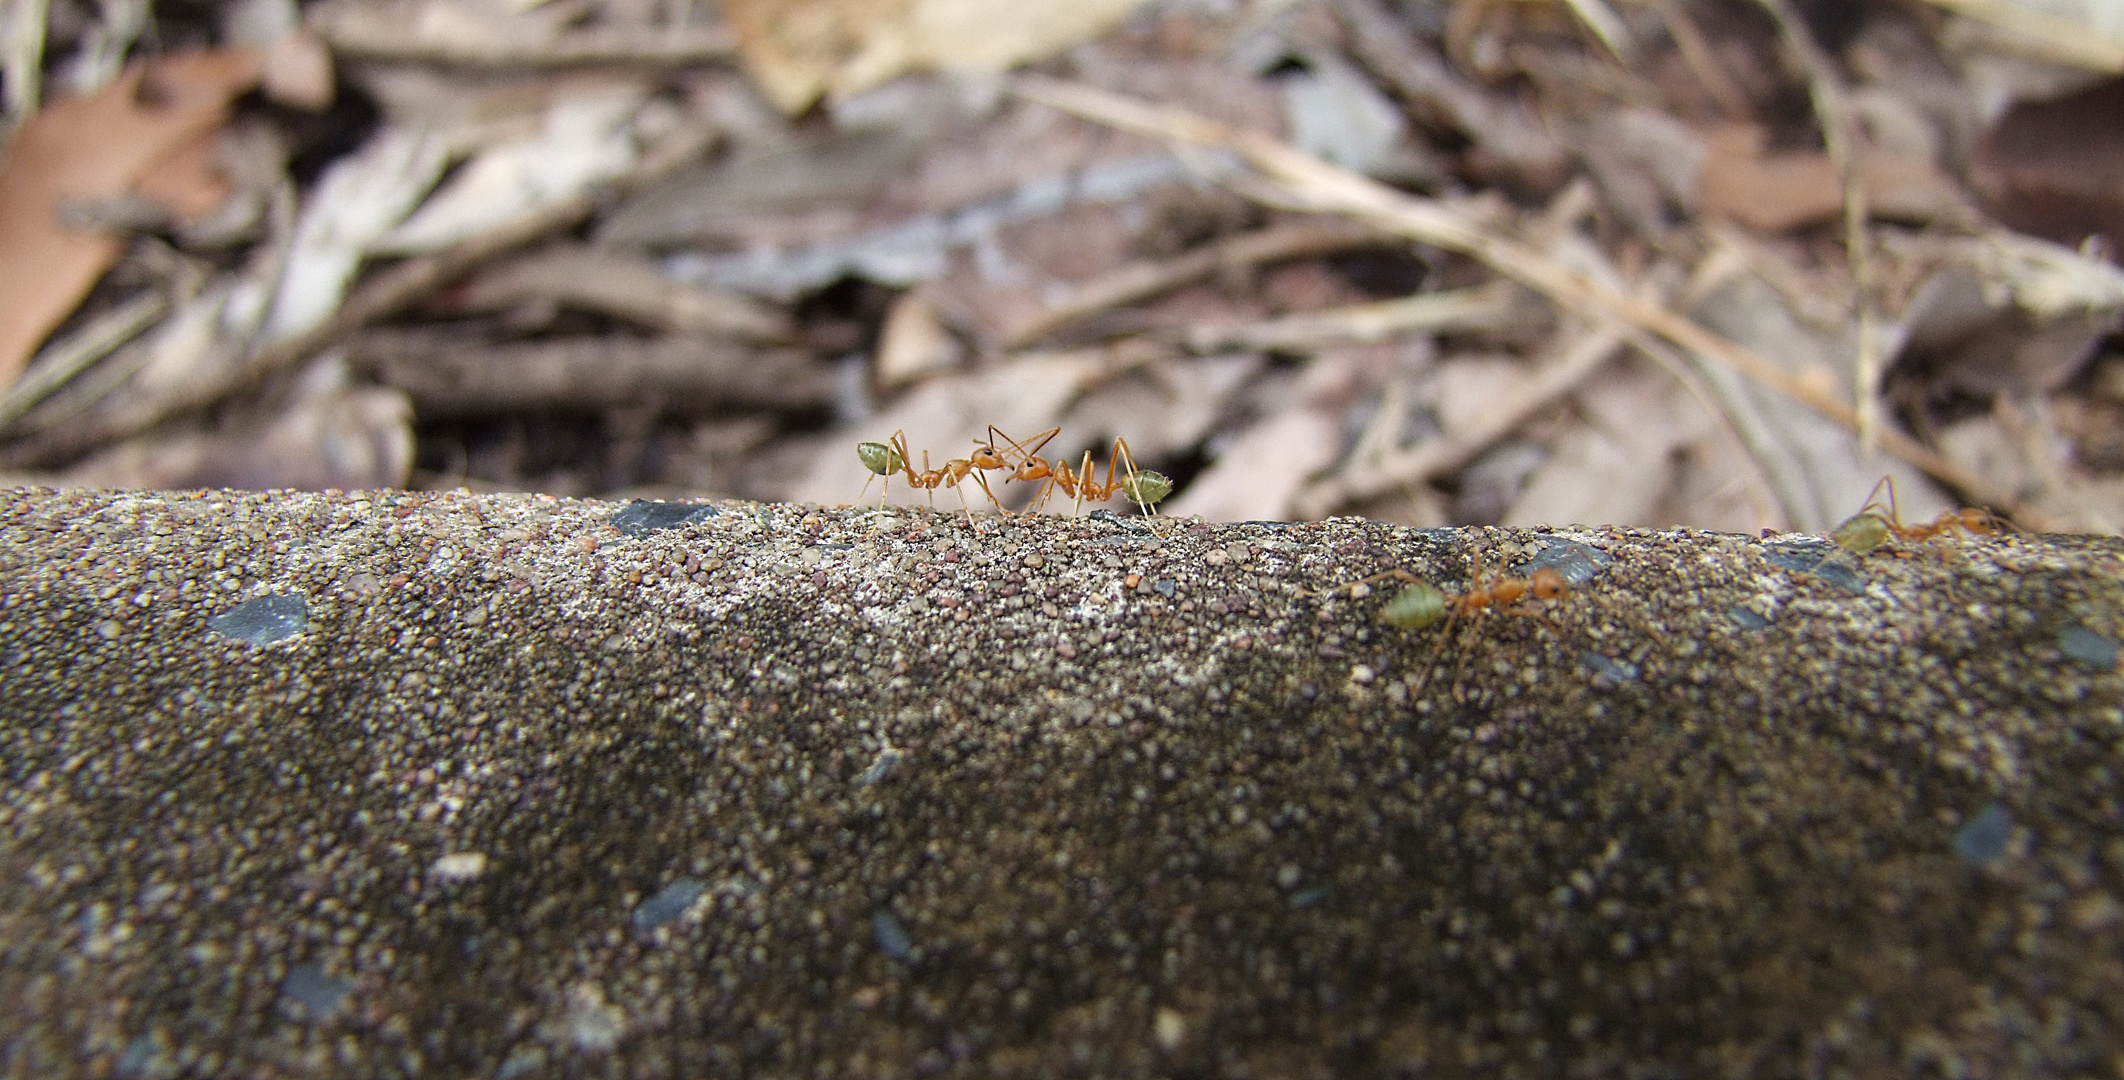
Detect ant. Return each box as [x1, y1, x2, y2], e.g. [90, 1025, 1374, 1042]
[856, 428, 1047, 518]
[993, 429, 1174, 522]
[1830, 476, 2006, 557]
[1310, 553, 1576, 698]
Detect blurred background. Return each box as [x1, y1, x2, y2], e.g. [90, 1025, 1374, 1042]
[2, 0, 2123, 534]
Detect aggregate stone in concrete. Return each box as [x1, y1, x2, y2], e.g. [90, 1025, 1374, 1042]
[2, 488, 2122, 1078]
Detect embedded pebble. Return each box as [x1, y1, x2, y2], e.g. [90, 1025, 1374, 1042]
[279, 962, 352, 1021]
[872, 910, 914, 961]
[2058, 625, 2118, 672]
[1522, 538, 1610, 584]
[1581, 650, 1639, 683]
[1153, 1008, 1186, 1052]
[632, 877, 708, 931]
[206, 594, 308, 647]
[430, 852, 488, 881]
[854, 745, 903, 787]
[1955, 803, 2012, 865]
[1726, 606, 1771, 630]
[564, 983, 625, 1052]
[1758, 543, 1864, 594]
[610, 500, 718, 537]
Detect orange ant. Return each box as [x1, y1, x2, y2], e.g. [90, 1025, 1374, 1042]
[855, 429, 1041, 518]
[1311, 553, 1577, 698]
[1830, 476, 2006, 557]
[994, 429, 1174, 522]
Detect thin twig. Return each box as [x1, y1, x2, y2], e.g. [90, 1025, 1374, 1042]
[0, 123, 718, 468]
[308, 4, 737, 69]
[1645, 0, 1753, 119]
[1624, 327, 1807, 532]
[1295, 315, 1631, 518]
[1184, 281, 1525, 354]
[1009, 75, 2020, 518]
[999, 219, 1384, 349]
[0, 290, 166, 432]
[1752, 0, 1882, 456]
[1329, 0, 1570, 188]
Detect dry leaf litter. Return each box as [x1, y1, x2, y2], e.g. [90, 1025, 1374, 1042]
[2, 0, 2124, 536]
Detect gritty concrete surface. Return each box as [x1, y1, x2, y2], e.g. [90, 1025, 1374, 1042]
[2, 487, 2122, 1078]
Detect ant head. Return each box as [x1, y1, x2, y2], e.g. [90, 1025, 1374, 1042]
[857, 441, 903, 476]
[1529, 566, 1567, 599]
[969, 445, 1008, 469]
[1957, 508, 2003, 535]
[1381, 582, 1447, 629]
[1831, 511, 1891, 555]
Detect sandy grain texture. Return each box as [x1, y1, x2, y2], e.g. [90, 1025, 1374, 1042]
[2, 488, 2122, 1077]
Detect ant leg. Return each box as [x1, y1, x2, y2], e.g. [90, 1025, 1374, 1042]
[987, 424, 1060, 464]
[969, 470, 1009, 516]
[1303, 567, 1424, 600]
[1066, 451, 1093, 518]
[1442, 547, 1501, 700]
[1407, 606, 1462, 701]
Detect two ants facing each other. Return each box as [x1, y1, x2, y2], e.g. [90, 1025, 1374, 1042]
[856, 426, 1173, 519]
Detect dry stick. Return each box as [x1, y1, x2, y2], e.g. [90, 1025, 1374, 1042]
[1646, 0, 1753, 120]
[1185, 280, 1523, 354]
[1296, 316, 1629, 518]
[1000, 219, 1383, 349]
[1008, 76, 2020, 519]
[0, 125, 718, 469]
[308, 7, 738, 68]
[0, 290, 166, 431]
[1752, 0, 1882, 457]
[1330, 0, 1569, 187]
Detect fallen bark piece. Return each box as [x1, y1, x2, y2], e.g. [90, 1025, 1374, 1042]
[2, 489, 2121, 1078]
[345, 332, 834, 415]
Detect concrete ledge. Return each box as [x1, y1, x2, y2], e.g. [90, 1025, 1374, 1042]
[4, 488, 2122, 1077]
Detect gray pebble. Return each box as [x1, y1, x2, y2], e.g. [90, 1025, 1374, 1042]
[632, 878, 708, 931]
[207, 594, 308, 647]
[1954, 803, 2012, 865]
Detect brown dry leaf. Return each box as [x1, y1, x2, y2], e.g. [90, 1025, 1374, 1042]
[1503, 362, 1683, 529]
[1165, 409, 1341, 522]
[1695, 124, 1964, 233]
[0, 47, 260, 390]
[1970, 77, 2124, 252]
[131, 130, 235, 224]
[874, 285, 962, 387]
[725, 0, 1150, 114]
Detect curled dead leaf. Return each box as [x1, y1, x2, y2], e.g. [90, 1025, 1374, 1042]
[0, 47, 259, 390]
